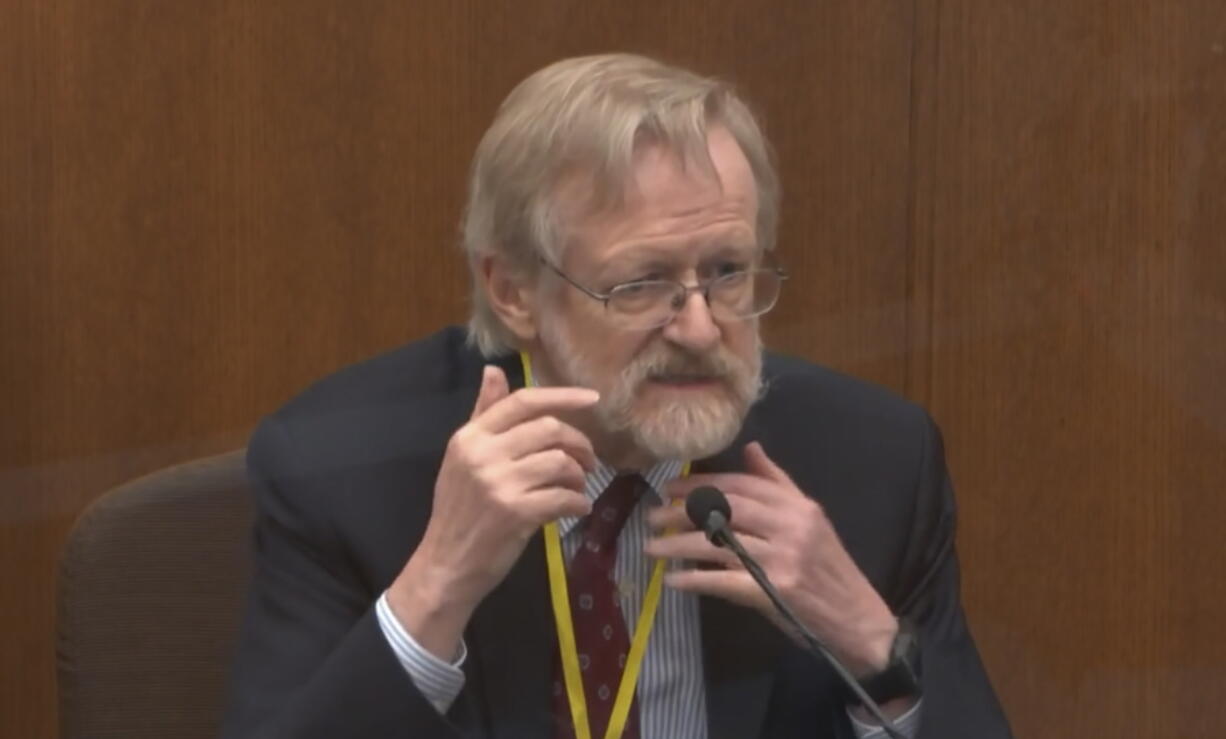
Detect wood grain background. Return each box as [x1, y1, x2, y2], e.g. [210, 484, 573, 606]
[3, 1, 1223, 737]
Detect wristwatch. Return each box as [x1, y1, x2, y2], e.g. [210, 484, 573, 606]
[852, 618, 922, 706]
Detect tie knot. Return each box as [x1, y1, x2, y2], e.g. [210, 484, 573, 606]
[582, 474, 647, 551]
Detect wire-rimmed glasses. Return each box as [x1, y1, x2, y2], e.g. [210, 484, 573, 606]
[542, 257, 788, 331]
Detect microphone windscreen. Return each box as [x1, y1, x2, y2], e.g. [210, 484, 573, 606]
[685, 486, 732, 529]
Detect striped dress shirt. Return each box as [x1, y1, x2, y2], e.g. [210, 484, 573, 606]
[376, 461, 921, 738]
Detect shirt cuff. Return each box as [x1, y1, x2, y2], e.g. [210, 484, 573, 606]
[375, 590, 467, 714]
[848, 698, 923, 738]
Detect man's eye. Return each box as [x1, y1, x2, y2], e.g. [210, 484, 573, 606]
[713, 261, 748, 277]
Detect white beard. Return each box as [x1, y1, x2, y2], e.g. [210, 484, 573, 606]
[536, 314, 764, 462]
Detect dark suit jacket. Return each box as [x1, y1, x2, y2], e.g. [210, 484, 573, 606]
[221, 326, 1011, 738]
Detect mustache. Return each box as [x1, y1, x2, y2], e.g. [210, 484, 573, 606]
[622, 346, 742, 385]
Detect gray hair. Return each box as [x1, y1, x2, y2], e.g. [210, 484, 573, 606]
[461, 53, 780, 356]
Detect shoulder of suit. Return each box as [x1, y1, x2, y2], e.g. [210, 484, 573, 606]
[760, 352, 931, 432]
[272, 326, 480, 417]
[751, 354, 938, 497]
[257, 326, 495, 467]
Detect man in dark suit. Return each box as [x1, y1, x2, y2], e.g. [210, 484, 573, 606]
[222, 54, 1011, 738]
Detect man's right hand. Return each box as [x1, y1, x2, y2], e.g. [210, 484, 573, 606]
[386, 364, 599, 660]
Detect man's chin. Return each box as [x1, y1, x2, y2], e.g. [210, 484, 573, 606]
[640, 376, 730, 399]
[633, 424, 741, 462]
[625, 398, 746, 462]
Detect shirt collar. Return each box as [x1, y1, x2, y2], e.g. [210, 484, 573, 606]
[555, 458, 685, 538]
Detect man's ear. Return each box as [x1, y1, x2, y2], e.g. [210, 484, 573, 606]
[479, 254, 539, 342]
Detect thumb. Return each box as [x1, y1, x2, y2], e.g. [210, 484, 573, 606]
[743, 441, 791, 484]
[470, 365, 510, 420]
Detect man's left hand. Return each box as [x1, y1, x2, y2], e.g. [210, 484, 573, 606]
[644, 441, 898, 677]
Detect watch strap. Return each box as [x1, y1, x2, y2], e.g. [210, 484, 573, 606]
[851, 619, 922, 706]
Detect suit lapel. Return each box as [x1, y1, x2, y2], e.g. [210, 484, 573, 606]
[468, 532, 556, 739]
[691, 411, 786, 739]
[464, 351, 558, 738]
[698, 597, 786, 739]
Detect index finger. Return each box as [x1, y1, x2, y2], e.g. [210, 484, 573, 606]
[474, 386, 600, 434]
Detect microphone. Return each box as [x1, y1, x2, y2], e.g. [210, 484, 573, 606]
[686, 486, 733, 545]
[685, 486, 905, 739]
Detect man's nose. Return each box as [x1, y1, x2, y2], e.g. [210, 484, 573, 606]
[662, 289, 721, 352]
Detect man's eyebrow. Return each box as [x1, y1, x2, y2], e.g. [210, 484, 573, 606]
[592, 252, 674, 283]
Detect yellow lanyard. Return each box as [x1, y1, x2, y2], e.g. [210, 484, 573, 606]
[519, 352, 688, 739]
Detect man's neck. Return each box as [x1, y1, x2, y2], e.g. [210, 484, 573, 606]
[589, 429, 657, 473]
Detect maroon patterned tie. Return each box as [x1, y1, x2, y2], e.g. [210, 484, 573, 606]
[552, 473, 647, 739]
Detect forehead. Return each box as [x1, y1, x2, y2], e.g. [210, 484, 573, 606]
[559, 126, 759, 266]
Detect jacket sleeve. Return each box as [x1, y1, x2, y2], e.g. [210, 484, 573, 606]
[894, 417, 1013, 739]
[220, 415, 463, 739]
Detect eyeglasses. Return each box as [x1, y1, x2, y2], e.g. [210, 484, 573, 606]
[541, 257, 788, 331]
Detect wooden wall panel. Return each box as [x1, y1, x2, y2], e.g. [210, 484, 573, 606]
[1, 2, 916, 737]
[915, 1, 1226, 736]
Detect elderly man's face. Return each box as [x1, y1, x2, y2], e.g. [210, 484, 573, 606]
[535, 126, 764, 462]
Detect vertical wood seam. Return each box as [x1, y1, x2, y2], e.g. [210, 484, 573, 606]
[905, 0, 941, 410]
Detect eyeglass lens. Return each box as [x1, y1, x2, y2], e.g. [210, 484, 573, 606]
[608, 269, 781, 329]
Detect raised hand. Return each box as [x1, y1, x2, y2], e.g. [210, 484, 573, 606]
[387, 364, 600, 659]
